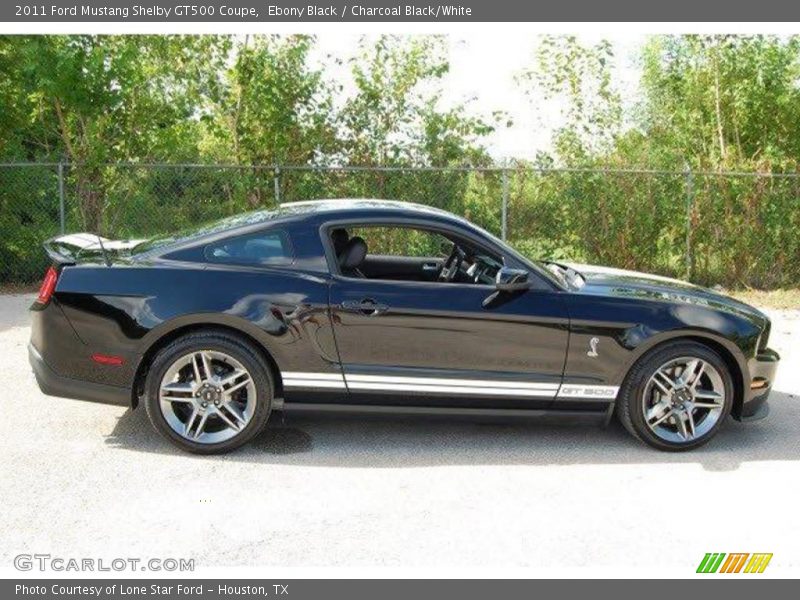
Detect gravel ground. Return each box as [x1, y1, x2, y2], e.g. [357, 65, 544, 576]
[0, 293, 798, 573]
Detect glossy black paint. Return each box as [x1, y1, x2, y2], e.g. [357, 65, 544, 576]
[29, 200, 778, 421]
[329, 279, 568, 409]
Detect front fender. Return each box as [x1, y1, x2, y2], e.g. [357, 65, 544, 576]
[611, 327, 749, 398]
[562, 295, 759, 398]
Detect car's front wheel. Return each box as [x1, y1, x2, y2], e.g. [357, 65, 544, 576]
[144, 331, 273, 454]
[617, 341, 733, 451]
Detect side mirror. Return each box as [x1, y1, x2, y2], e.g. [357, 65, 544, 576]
[495, 267, 531, 292]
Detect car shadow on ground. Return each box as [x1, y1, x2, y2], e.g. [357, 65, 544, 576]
[104, 390, 799, 471]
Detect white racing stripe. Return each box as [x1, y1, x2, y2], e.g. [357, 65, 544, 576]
[280, 372, 619, 400]
[345, 374, 559, 390]
[282, 371, 346, 389]
[282, 372, 345, 381]
[283, 379, 347, 389]
[282, 371, 557, 397]
[346, 381, 556, 397]
[346, 373, 558, 397]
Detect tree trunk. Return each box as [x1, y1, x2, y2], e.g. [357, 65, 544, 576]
[75, 167, 104, 234]
[712, 51, 726, 162]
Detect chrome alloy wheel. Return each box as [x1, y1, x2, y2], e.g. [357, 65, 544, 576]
[642, 356, 726, 443]
[158, 350, 257, 444]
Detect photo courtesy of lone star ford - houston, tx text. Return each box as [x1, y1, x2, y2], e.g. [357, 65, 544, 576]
[0, 0, 799, 596]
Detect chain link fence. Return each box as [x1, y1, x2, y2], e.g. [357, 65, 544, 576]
[1, 162, 799, 288]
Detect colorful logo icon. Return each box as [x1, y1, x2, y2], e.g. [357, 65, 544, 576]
[697, 553, 773, 573]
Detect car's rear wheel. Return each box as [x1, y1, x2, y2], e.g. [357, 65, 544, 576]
[617, 341, 733, 451]
[144, 331, 273, 454]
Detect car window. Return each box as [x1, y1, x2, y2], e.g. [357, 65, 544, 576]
[347, 226, 453, 258]
[204, 230, 293, 266]
[329, 223, 508, 286]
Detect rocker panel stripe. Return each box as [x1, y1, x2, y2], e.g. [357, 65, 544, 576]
[346, 381, 556, 397]
[346, 373, 559, 390]
[281, 372, 618, 400]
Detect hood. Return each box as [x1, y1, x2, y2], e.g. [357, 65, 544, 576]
[564, 262, 769, 324]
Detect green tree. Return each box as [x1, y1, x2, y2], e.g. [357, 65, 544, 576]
[518, 35, 622, 163]
[341, 35, 496, 167]
[639, 35, 800, 169]
[330, 35, 500, 216]
[202, 35, 336, 166]
[199, 35, 338, 206]
[8, 35, 226, 231]
[636, 35, 800, 284]
[514, 34, 800, 286]
[0, 38, 30, 158]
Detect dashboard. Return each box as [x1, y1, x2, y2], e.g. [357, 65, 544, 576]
[464, 254, 503, 285]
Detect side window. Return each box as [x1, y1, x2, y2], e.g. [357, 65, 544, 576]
[347, 226, 453, 258]
[330, 223, 503, 285]
[204, 230, 294, 266]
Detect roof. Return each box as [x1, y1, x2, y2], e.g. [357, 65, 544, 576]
[134, 199, 463, 256]
[278, 198, 455, 217]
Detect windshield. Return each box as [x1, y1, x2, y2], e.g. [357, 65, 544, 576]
[540, 261, 585, 289]
[459, 219, 566, 288]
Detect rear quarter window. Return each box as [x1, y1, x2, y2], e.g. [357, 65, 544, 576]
[204, 230, 294, 266]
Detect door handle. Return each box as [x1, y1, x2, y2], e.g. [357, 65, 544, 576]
[422, 263, 440, 272]
[341, 298, 389, 316]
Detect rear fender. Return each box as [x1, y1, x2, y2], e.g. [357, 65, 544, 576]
[132, 312, 289, 379]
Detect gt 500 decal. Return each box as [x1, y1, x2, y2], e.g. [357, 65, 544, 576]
[557, 384, 619, 399]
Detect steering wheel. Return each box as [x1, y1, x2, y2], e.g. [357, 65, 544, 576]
[439, 245, 466, 282]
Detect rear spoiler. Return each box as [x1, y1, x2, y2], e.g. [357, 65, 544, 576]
[43, 233, 146, 265]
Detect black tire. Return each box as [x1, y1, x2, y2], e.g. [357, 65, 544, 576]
[144, 330, 273, 454]
[616, 340, 734, 451]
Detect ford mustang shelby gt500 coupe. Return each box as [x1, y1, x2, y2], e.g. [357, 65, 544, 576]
[29, 199, 779, 453]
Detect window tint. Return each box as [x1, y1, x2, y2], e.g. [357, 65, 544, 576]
[204, 230, 293, 266]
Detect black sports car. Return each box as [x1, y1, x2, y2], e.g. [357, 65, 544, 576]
[28, 199, 779, 453]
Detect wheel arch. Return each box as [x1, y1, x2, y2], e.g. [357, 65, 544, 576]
[130, 318, 284, 409]
[617, 331, 747, 420]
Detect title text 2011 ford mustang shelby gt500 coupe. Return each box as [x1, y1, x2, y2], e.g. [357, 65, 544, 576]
[28, 200, 779, 453]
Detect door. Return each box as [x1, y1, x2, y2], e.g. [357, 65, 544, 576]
[329, 280, 569, 409]
[325, 223, 570, 410]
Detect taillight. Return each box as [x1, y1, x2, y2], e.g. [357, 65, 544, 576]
[36, 266, 58, 304]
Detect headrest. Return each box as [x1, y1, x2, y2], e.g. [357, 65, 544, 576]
[339, 236, 367, 269]
[330, 228, 349, 255]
